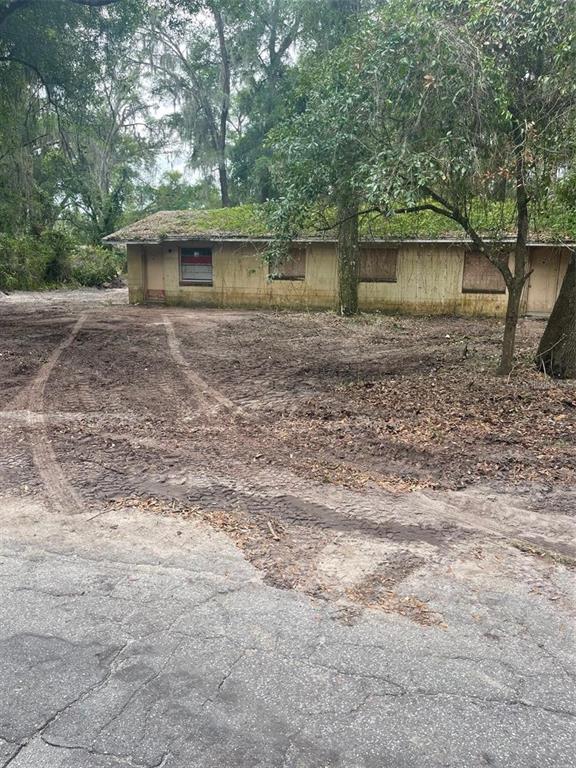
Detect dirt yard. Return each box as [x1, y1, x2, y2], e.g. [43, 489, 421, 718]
[1, 290, 575, 625]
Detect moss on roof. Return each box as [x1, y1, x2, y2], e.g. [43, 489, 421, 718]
[104, 205, 270, 243]
[104, 203, 576, 244]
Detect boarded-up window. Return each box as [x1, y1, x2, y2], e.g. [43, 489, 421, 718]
[270, 245, 306, 280]
[180, 246, 213, 285]
[359, 247, 398, 282]
[462, 251, 506, 294]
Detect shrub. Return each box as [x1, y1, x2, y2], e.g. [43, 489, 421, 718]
[70, 245, 123, 287]
[0, 231, 122, 291]
[40, 230, 74, 283]
[0, 233, 50, 291]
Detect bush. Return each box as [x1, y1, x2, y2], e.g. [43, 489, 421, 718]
[70, 245, 123, 287]
[0, 233, 53, 291]
[40, 230, 74, 283]
[0, 231, 122, 291]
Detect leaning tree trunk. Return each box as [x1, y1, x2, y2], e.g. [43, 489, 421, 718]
[536, 254, 576, 378]
[498, 279, 524, 376]
[337, 201, 359, 316]
[497, 114, 530, 376]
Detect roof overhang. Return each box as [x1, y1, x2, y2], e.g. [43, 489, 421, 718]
[105, 235, 576, 248]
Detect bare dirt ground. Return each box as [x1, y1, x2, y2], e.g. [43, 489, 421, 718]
[1, 288, 575, 625]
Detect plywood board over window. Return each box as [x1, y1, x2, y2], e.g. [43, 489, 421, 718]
[180, 246, 213, 285]
[270, 245, 306, 280]
[462, 251, 506, 294]
[359, 246, 398, 282]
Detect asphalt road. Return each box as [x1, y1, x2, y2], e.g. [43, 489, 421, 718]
[0, 495, 574, 768]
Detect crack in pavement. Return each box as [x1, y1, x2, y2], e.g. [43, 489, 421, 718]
[79, 634, 193, 761]
[199, 648, 257, 712]
[39, 737, 171, 768]
[386, 691, 576, 720]
[1, 642, 128, 767]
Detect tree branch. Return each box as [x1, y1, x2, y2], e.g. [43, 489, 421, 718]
[392, 203, 455, 218]
[0, 54, 54, 101]
[209, 2, 230, 151]
[419, 185, 513, 283]
[0, 54, 73, 156]
[0, 132, 54, 162]
[313, 207, 382, 232]
[0, 0, 118, 25]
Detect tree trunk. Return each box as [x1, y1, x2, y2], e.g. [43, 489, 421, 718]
[210, 4, 231, 209]
[536, 254, 576, 378]
[337, 201, 359, 315]
[218, 159, 231, 208]
[498, 280, 523, 375]
[496, 113, 530, 375]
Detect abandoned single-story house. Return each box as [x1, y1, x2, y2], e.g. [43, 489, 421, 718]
[104, 207, 575, 317]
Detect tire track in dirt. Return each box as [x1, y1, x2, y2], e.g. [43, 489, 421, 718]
[0, 411, 136, 424]
[187, 460, 576, 564]
[23, 314, 87, 515]
[162, 315, 242, 417]
[420, 491, 576, 562]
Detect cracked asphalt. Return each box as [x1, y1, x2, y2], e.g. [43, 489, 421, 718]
[1, 495, 575, 768]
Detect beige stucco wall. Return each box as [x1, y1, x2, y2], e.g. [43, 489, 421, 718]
[358, 243, 511, 316]
[127, 244, 145, 303]
[164, 240, 338, 309]
[129, 241, 338, 309]
[127, 240, 566, 317]
[526, 247, 570, 315]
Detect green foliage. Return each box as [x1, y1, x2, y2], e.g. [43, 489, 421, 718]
[0, 229, 74, 290]
[105, 203, 271, 242]
[307, 198, 574, 241]
[147, 0, 256, 206]
[148, 0, 310, 206]
[184, 204, 269, 236]
[299, 0, 382, 52]
[56, 51, 157, 244]
[136, 171, 220, 214]
[357, 0, 576, 217]
[268, 0, 576, 261]
[2, 0, 576, 275]
[0, 230, 123, 291]
[265, 35, 374, 264]
[229, 1, 305, 202]
[69, 245, 124, 287]
[40, 229, 74, 283]
[112, 200, 576, 243]
[0, 0, 151, 242]
[150, 198, 576, 243]
[556, 172, 576, 209]
[360, 202, 576, 242]
[0, 235, 47, 291]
